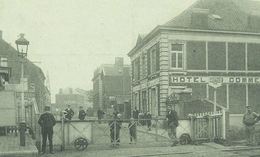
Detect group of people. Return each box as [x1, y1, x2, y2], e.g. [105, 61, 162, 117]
[63, 105, 89, 121]
[37, 103, 260, 154]
[132, 107, 152, 131]
[37, 104, 89, 155]
[109, 109, 137, 146]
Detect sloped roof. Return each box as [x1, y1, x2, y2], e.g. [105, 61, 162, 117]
[93, 64, 130, 80]
[135, 34, 148, 47]
[164, 0, 260, 33]
[128, 0, 260, 57]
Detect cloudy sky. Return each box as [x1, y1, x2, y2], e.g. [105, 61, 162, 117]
[0, 0, 196, 102]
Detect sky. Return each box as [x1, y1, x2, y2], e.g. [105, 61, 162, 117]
[0, 0, 196, 102]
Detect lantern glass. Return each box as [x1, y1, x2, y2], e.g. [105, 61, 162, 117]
[17, 45, 28, 57]
[15, 34, 29, 58]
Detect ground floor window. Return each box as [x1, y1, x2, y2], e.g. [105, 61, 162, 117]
[229, 85, 246, 114]
[248, 85, 260, 112]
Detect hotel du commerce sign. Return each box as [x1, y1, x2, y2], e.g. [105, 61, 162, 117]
[170, 76, 260, 88]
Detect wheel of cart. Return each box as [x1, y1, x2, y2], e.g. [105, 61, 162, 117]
[179, 133, 192, 145]
[74, 137, 89, 151]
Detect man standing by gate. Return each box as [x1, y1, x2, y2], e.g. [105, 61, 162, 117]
[166, 106, 179, 147]
[38, 106, 56, 154]
[243, 105, 259, 146]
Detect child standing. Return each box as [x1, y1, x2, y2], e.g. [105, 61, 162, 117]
[128, 118, 137, 144]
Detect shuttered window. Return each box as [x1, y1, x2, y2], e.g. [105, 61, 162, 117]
[147, 43, 159, 75]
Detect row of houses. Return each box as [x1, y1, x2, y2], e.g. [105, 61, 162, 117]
[127, 0, 260, 118]
[0, 31, 50, 126]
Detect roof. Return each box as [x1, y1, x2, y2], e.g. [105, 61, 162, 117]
[128, 0, 260, 57]
[164, 0, 260, 33]
[93, 64, 130, 80]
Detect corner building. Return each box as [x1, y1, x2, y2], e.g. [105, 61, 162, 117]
[128, 0, 260, 117]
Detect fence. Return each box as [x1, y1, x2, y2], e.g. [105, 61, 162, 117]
[52, 117, 192, 151]
[189, 109, 228, 142]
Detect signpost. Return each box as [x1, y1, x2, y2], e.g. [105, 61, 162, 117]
[208, 77, 223, 113]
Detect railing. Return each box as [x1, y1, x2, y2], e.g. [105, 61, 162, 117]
[189, 109, 229, 142]
[0, 126, 19, 136]
[52, 117, 192, 151]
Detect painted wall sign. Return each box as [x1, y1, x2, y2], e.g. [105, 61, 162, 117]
[170, 76, 260, 84]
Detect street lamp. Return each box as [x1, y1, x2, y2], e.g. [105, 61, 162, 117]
[15, 33, 29, 58]
[15, 33, 29, 146]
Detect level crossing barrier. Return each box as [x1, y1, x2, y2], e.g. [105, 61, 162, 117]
[52, 117, 192, 151]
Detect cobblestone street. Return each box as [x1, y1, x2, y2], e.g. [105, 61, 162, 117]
[40, 145, 238, 157]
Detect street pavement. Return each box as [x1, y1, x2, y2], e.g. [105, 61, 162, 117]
[0, 134, 38, 157]
[40, 144, 239, 157]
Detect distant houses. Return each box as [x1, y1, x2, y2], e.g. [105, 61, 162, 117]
[92, 57, 131, 117]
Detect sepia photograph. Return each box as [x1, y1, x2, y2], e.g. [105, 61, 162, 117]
[0, 0, 260, 156]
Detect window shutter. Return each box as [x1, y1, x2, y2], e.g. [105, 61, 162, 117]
[156, 43, 160, 71]
[131, 61, 134, 81]
[137, 57, 140, 80]
[147, 50, 151, 75]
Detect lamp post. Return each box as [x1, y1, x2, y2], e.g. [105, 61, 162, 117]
[15, 33, 29, 146]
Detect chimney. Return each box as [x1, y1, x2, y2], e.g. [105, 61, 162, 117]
[248, 11, 260, 31]
[115, 57, 124, 67]
[191, 8, 209, 29]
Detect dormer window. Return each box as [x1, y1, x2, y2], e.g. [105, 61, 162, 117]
[209, 14, 222, 20]
[248, 11, 260, 30]
[191, 8, 209, 29]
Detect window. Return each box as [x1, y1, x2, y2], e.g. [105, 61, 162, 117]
[248, 43, 260, 70]
[132, 57, 140, 81]
[147, 43, 159, 75]
[0, 57, 8, 67]
[141, 53, 146, 78]
[170, 44, 183, 69]
[229, 85, 246, 114]
[186, 41, 206, 70]
[228, 43, 245, 70]
[208, 42, 226, 70]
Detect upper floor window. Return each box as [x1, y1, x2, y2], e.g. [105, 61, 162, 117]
[132, 57, 140, 81]
[0, 57, 8, 67]
[170, 44, 183, 69]
[141, 53, 146, 78]
[147, 43, 159, 75]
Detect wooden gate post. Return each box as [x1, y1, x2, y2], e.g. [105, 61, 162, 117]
[61, 117, 65, 151]
[190, 115, 195, 140]
[91, 121, 94, 144]
[222, 109, 229, 140]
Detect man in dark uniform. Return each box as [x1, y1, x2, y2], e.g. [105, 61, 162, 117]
[38, 106, 56, 154]
[65, 105, 74, 120]
[243, 105, 260, 146]
[78, 106, 87, 120]
[166, 106, 179, 147]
